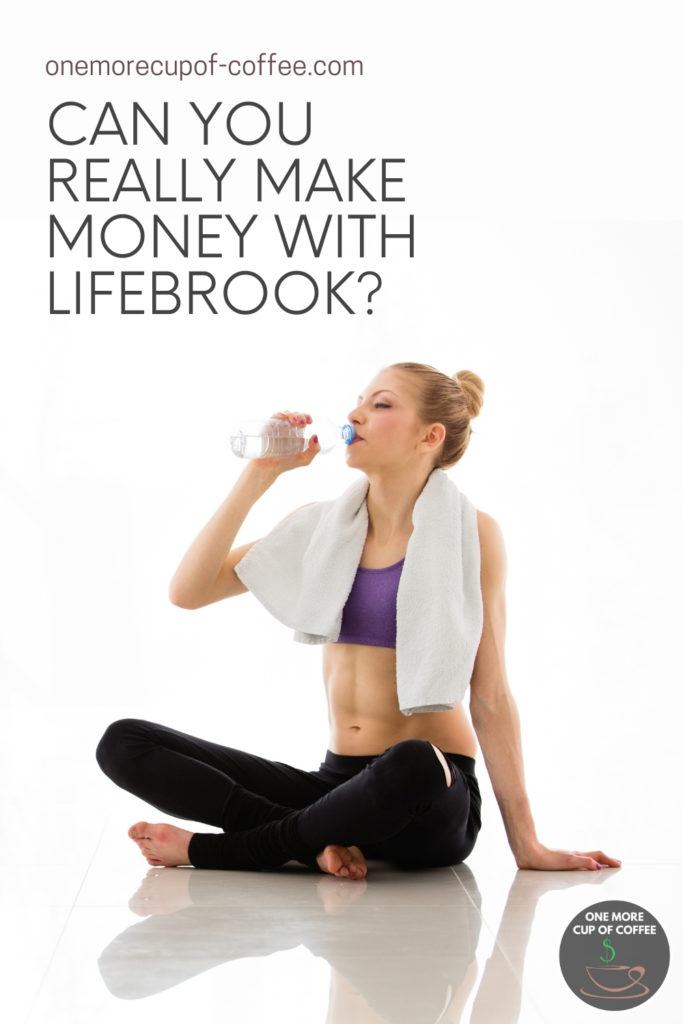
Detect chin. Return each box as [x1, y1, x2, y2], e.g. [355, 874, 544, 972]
[346, 448, 367, 465]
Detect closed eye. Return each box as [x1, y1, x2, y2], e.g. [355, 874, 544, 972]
[374, 402, 390, 408]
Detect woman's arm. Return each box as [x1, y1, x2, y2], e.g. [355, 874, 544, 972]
[468, 511, 540, 859]
[169, 410, 320, 610]
[168, 461, 280, 609]
[469, 511, 621, 871]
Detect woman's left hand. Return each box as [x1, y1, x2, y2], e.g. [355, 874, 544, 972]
[514, 841, 622, 871]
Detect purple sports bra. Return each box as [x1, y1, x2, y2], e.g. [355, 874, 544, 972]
[334, 557, 405, 649]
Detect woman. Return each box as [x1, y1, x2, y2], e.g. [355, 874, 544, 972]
[96, 362, 620, 878]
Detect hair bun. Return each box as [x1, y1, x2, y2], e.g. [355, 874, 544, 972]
[453, 370, 485, 419]
[384, 360, 484, 470]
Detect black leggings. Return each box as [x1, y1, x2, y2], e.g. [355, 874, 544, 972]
[95, 718, 482, 871]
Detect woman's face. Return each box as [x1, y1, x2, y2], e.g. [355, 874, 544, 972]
[345, 370, 442, 469]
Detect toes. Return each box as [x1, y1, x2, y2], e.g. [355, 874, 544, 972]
[319, 844, 367, 879]
[328, 848, 345, 874]
[341, 846, 361, 867]
[345, 850, 367, 878]
[337, 847, 364, 878]
[321, 846, 345, 875]
[129, 821, 150, 840]
[337, 850, 356, 876]
[129, 821, 169, 841]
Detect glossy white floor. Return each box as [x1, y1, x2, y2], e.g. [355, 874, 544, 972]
[3, 708, 679, 1024]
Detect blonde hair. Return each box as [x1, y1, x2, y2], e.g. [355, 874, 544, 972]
[385, 361, 485, 469]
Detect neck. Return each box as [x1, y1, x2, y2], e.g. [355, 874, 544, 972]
[364, 465, 436, 542]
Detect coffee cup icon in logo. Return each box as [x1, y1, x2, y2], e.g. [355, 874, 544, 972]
[580, 964, 650, 1000]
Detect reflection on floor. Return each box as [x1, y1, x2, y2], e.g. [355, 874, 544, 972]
[4, 710, 679, 1024]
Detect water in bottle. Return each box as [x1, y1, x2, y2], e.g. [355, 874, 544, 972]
[229, 416, 356, 459]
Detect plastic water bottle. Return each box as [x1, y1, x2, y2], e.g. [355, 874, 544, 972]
[229, 416, 356, 459]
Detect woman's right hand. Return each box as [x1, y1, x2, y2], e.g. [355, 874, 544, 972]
[244, 411, 320, 476]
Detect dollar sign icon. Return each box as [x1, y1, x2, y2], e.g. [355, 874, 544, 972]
[600, 937, 616, 963]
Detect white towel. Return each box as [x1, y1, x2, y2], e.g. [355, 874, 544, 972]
[234, 467, 483, 716]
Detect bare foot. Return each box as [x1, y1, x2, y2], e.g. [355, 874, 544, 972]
[128, 821, 194, 867]
[316, 844, 368, 880]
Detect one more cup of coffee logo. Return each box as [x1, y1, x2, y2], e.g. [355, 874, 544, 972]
[559, 900, 669, 1010]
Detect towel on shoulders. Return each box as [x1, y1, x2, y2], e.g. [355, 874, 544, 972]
[234, 467, 483, 716]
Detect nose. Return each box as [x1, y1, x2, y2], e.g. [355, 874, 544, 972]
[347, 403, 364, 426]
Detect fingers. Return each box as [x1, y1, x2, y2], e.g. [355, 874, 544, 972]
[556, 853, 600, 870]
[272, 411, 313, 426]
[590, 850, 620, 864]
[265, 411, 318, 467]
[571, 852, 609, 870]
[272, 411, 318, 456]
[577, 850, 621, 867]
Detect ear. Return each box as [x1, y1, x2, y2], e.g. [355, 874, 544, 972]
[422, 422, 446, 451]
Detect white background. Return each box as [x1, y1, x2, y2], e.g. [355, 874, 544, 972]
[2, 0, 682, 867]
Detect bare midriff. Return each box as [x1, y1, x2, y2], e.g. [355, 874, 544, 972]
[322, 641, 479, 758]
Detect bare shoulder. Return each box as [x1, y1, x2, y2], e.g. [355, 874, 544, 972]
[476, 509, 507, 589]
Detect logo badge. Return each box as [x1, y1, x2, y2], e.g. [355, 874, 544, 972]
[559, 900, 669, 1009]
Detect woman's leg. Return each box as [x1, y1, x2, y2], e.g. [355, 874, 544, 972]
[360, 751, 481, 869]
[187, 738, 474, 871]
[95, 718, 332, 833]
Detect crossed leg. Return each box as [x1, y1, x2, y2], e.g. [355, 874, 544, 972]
[113, 730, 455, 871]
